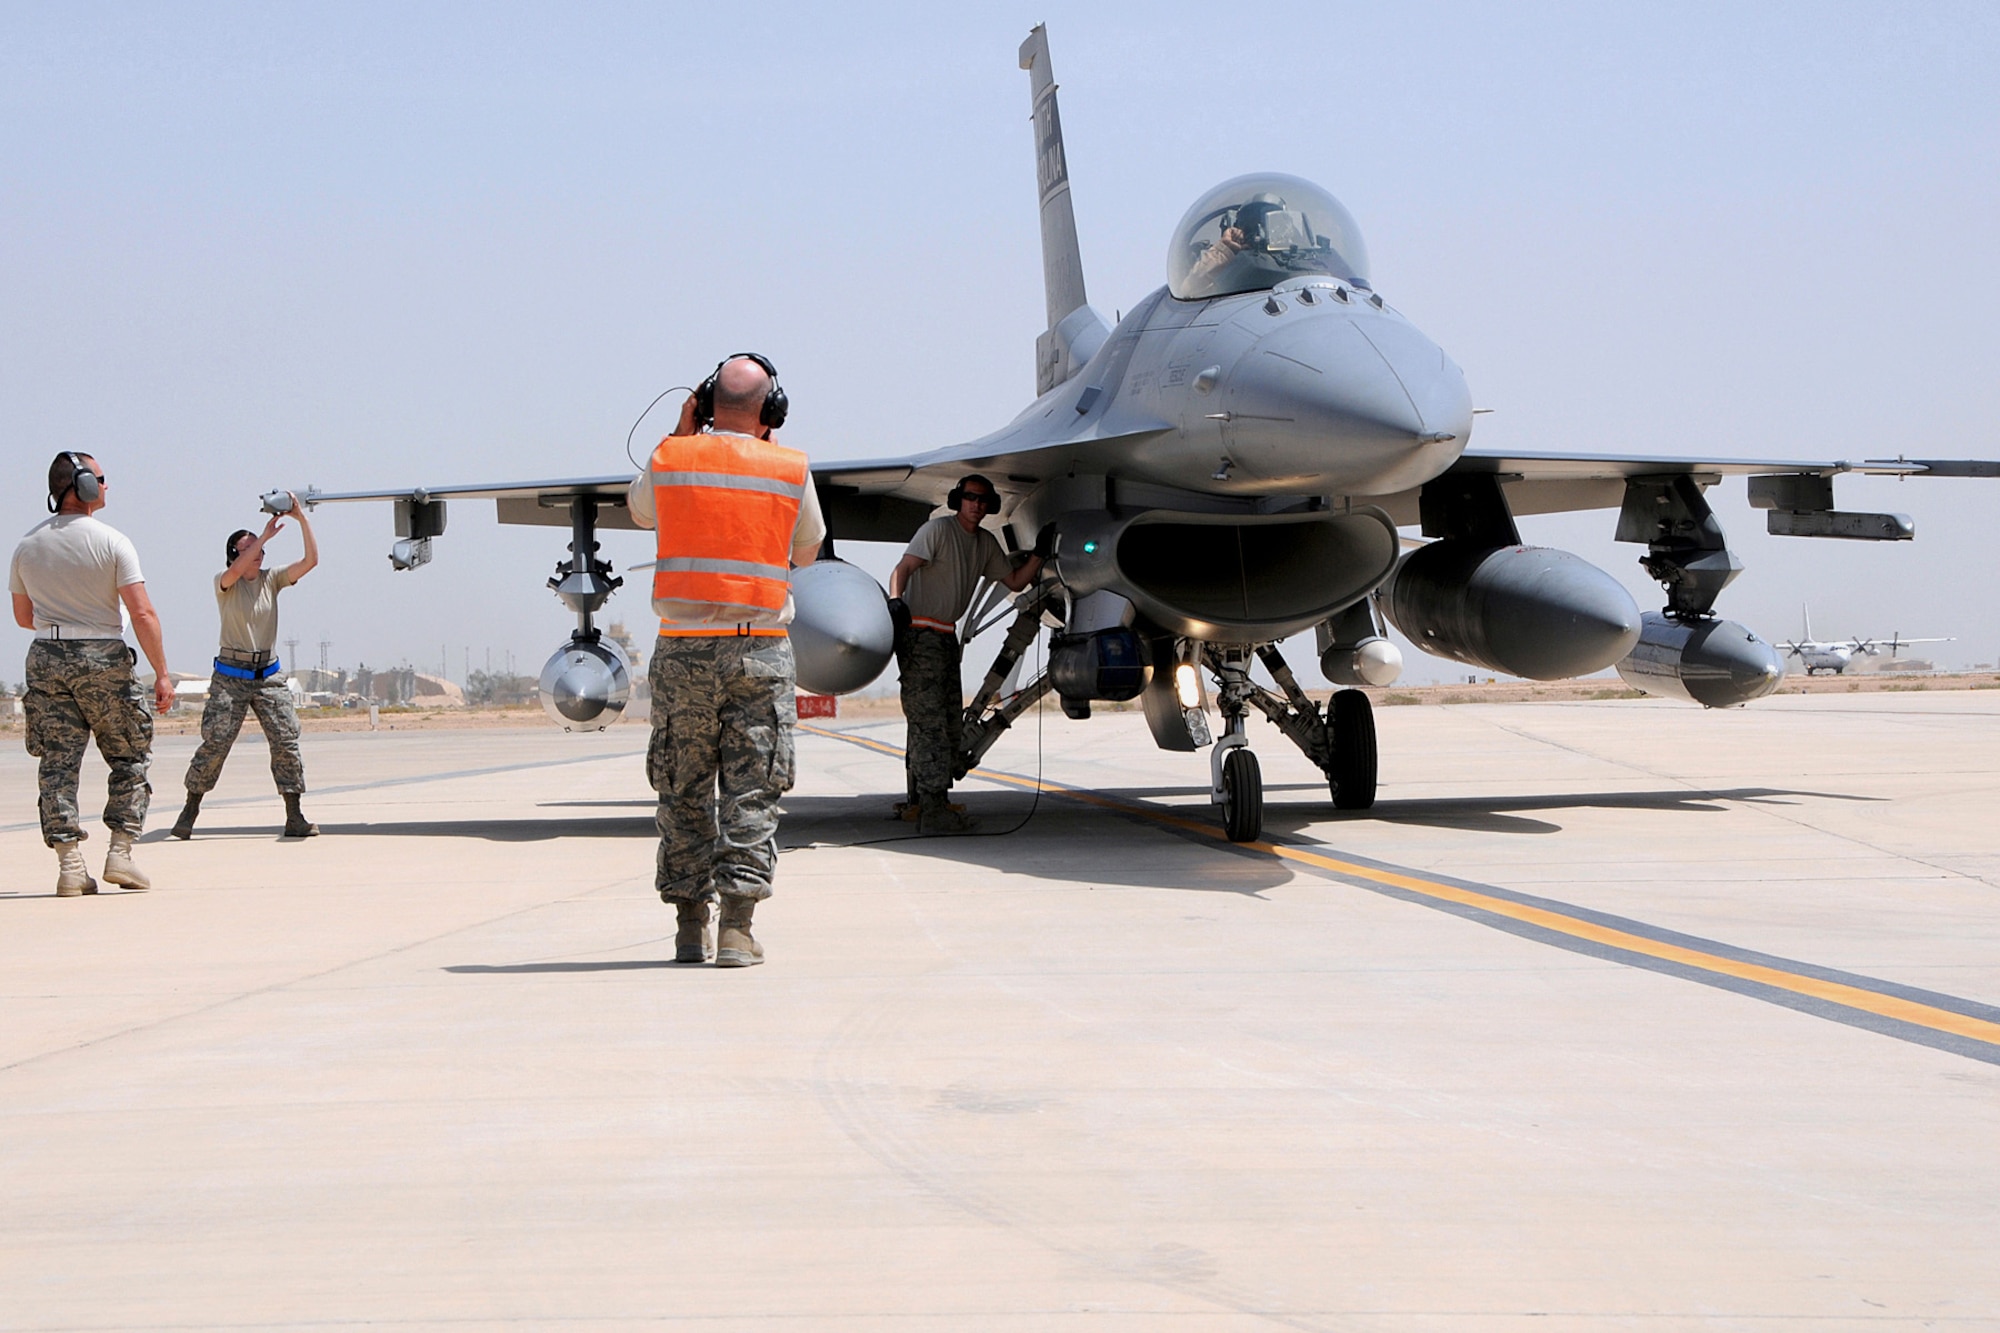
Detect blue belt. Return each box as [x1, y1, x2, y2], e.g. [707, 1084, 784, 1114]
[215, 657, 283, 681]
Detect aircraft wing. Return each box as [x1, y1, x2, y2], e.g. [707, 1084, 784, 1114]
[811, 424, 1176, 544]
[303, 446, 1996, 547]
[1370, 450, 2000, 532]
[303, 475, 645, 530]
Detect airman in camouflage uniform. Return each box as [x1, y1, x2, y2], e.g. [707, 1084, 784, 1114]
[25, 638, 153, 848]
[171, 502, 320, 840]
[886, 475, 1045, 833]
[645, 636, 797, 904]
[627, 356, 825, 967]
[893, 625, 962, 798]
[10, 451, 174, 895]
[183, 671, 306, 794]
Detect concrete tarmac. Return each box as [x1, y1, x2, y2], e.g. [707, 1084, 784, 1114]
[3, 692, 1998, 1330]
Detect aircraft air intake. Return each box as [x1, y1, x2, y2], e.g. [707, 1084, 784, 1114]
[1053, 506, 1401, 644]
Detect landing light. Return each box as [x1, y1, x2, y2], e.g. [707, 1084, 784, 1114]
[1174, 662, 1202, 709]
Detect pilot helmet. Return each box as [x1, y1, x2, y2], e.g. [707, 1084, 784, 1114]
[1228, 192, 1286, 247]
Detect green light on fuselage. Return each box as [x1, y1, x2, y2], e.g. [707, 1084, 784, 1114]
[1082, 540, 1098, 554]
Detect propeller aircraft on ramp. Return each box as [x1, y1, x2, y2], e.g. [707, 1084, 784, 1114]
[299, 25, 2000, 844]
[1781, 606, 1953, 676]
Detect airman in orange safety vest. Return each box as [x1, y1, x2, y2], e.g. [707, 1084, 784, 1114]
[626, 353, 825, 968]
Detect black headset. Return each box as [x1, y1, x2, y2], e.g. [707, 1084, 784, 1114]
[947, 474, 998, 511]
[692, 352, 788, 431]
[49, 451, 100, 513]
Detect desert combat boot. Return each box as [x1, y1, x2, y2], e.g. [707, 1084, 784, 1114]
[715, 896, 764, 968]
[102, 831, 150, 891]
[918, 791, 979, 834]
[282, 793, 318, 839]
[169, 793, 201, 840]
[674, 899, 713, 964]
[54, 841, 98, 897]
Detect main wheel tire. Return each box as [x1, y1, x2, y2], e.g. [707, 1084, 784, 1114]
[1328, 688, 1377, 810]
[1221, 746, 1263, 843]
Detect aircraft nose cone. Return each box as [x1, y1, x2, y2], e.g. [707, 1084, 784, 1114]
[1227, 311, 1472, 493]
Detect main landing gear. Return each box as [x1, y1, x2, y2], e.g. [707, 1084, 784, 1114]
[938, 583, 1379, 846]
[1207, 643, 1377, 842]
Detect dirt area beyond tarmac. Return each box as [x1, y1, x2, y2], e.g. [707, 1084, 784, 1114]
[4, 669, 1981, 737]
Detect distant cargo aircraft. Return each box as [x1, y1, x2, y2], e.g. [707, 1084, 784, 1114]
[1782, 606, 1953, 675]
[300, 26, 1999, 842]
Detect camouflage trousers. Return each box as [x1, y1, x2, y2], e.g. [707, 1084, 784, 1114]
[22, 638, 154, 847]
[896, 624, 962, 798]
[184, 671, 306, 796]
[646, 634, 797, 904]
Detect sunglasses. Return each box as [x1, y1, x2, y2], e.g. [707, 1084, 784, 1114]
[961, 490, 997, 510]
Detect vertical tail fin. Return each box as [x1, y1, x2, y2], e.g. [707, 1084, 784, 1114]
[1020, 25, 1106, 396]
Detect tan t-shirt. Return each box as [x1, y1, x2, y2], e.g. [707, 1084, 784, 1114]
[215, 568, 295, 654]
[901, 514, 1014, 628]
[8, 514, 144, 639]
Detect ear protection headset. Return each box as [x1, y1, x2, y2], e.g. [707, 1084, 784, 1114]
[692, 352, 788, 431]
[226, 529, 256, 565]
[48, 451, 101, 513]
[947, 474, 998, 511]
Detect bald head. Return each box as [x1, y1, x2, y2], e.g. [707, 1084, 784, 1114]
[711, 357, 772, 422]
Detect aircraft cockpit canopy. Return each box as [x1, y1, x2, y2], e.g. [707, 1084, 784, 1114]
[1167, 173, 1370, 301]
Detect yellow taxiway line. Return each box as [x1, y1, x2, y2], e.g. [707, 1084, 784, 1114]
[800, 722, 2000, 1059]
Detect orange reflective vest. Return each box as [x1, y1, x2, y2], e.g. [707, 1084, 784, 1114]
[649, 431, 809, 634]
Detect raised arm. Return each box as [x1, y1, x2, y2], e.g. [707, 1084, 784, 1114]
[282, 497, 318, 583]
[220, 514, 283, 590]
[118, 582, 175, 713]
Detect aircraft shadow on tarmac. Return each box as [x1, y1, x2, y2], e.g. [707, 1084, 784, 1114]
[443, 959, 672, 974]
[773, 794, 1295, 893]
[1259, 785, 1883, 837]
[127, 786, 1875, 885]
[140, 816, 656, 843]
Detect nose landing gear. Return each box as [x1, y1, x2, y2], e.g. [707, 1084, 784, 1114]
[1204, 642, 1378, 842]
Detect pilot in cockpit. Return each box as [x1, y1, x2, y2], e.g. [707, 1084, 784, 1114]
[1187, 194, 1284, 287]
[1168, 173, 1370, 302]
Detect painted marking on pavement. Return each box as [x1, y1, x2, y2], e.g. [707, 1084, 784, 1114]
[800, 723, 2000, 1067]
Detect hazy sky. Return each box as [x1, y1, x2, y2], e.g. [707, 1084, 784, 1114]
[6, 2, 1999, 691]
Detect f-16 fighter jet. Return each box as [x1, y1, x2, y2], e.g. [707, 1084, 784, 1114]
[299, 25, 1998, 842]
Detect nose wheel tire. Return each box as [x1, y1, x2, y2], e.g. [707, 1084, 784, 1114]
[1221, 746, 1264, 843]
[1328, 687, 1377, 810]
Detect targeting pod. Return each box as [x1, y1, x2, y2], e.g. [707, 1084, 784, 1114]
[1380, 542, 1641, 680]
[789, 559, 894, 696]
[1320, 636, 1403, 688]
[538, 636, 631, 730]
[1615, 612, 1785, 708]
